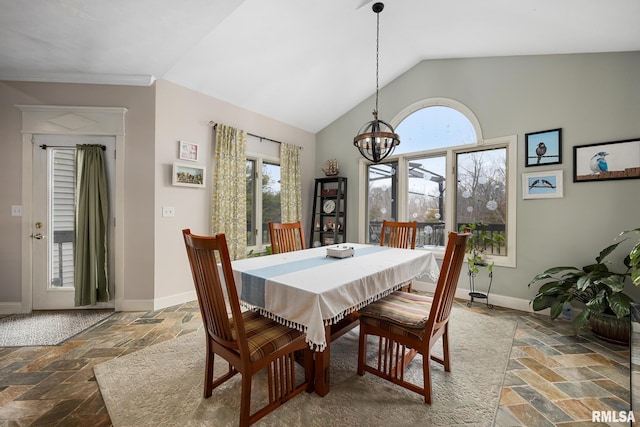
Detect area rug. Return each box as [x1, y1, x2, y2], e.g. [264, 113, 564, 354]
[0, 310, 114, 347]
[95, 308, 516, 427]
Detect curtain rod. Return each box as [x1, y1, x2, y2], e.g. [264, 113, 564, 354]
[40, 144, 106, 151]
[209, 121, 301, 149]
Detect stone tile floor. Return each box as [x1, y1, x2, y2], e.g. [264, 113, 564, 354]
[0, 300, 632, 426]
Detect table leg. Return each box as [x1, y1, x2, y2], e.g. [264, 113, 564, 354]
[314, 325, 331, 396]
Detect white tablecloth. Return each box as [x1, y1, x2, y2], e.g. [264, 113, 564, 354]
[231, 243, 439, 351]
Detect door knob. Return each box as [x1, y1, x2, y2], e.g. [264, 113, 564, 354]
[31, 233, 45, 240]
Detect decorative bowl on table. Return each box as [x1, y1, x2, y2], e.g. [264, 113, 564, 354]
[326, 245, 354, 259]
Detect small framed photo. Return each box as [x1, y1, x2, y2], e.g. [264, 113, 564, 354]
[573, 138, 640, 182]
[178, 140, 199, 161]
[525, 128, 562, 167]
[522, 170, 563, 199]
[173, 162, 205, 188]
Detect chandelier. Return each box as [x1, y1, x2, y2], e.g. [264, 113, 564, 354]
[353, 2, 400, 164]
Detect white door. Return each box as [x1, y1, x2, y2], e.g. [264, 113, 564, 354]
[32, 135, 116, 310]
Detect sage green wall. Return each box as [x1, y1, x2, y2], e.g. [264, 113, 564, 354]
[316, 52, 640, 306]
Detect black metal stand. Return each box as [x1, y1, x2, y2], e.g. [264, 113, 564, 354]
[467, 267, 493, 308]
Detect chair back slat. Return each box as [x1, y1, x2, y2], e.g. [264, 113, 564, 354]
[380, 220, 417, 249]
[269, 221, 306, 254]
[428, 231, 470, 328]
[182, 229, 247, 353]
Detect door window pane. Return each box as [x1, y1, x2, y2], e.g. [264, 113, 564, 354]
[407, 157, 446, 248]
[366, 162, 398, 243]
[50, 148, 75, 288]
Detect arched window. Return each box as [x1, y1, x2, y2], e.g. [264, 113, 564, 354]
[361, 99, 516, 269]
[395, 105, 477, 152]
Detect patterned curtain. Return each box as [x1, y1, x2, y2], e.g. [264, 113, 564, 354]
[74, 145, 109, 306]
[280, 142, 302, 223]
[211, 124, 247, 260]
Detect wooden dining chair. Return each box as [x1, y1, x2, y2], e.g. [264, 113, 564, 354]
[380, 220, 417, 250]
[268, 221, 306, 254]
[357, 230, 470, 404]
[182, 229, 313, 426]
[380, 220, 418, 291]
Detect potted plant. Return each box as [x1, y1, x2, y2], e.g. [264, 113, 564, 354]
[528, 237, 634, 345]
[460, 222, 505, 273]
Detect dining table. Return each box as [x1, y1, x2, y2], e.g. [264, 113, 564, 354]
[230, 243, 440, 396]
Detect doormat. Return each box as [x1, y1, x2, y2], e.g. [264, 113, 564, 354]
[0, 310, 114, 347]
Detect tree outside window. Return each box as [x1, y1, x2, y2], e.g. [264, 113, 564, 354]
[246, 159, 280, 249]
[363, 102, 511, 261]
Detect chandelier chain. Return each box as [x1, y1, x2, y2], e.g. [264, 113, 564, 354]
[375, 9, 380, 115]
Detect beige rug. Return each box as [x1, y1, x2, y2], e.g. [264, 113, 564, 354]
[95, 308, 516, 427]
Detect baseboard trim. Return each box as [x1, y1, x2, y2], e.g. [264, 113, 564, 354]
[117, 299, 155, 312]
[0, 303, 27, 315]
[413, 279, 538, 313]
[153, 290, 197, 311]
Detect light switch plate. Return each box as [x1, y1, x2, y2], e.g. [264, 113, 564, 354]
[162, 206, 175, 217]
[11, 205, 22, 217]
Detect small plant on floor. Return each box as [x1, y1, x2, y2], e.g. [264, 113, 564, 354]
[528, 236, 634, 336]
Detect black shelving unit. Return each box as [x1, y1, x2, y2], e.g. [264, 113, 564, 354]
[309, 177, 347, 247]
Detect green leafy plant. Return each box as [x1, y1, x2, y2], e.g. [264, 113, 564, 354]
[619, 227, 640, 286]
[528, 239, 634, 333]
[460, 222, 505, 273]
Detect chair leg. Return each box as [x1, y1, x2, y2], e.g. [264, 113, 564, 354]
[423, 351, 432, 404]
[442, 324, 451, 372]
[203, 346, 214, 398]
[239, 374, 252, 427]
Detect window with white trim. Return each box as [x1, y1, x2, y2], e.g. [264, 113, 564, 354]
[360, 99, 516, 268]
[246, 157, 281, 251]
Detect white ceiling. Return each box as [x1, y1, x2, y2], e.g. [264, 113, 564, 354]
[1, 0, 639, 133]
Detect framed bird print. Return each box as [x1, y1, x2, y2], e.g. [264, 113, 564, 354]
[522, 170, 563, 199]
[573, 138, 640, 182]
[525, 128, 562, 167]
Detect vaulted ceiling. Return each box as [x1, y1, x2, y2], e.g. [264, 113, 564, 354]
[1, 0, 639, 133]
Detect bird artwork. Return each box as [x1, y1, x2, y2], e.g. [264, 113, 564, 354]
[535, 142, 547, 164]
[529, 179, 556, 189]
[589, 151, 609, 174]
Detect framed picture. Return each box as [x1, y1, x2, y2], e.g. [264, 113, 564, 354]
[522, 170, 563, 199]
[525, 128, 562, 167]
[573, 138, 640, 182]
[178, 140, 199, 161]
[172, 162, 205, 188]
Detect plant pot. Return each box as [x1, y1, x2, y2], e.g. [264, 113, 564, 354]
[589, 311, 630, 346]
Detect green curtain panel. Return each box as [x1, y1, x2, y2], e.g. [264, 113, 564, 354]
[280, 142, 302, 223]
[74, 145, 109, 306]
[211, 124, 247, 260]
